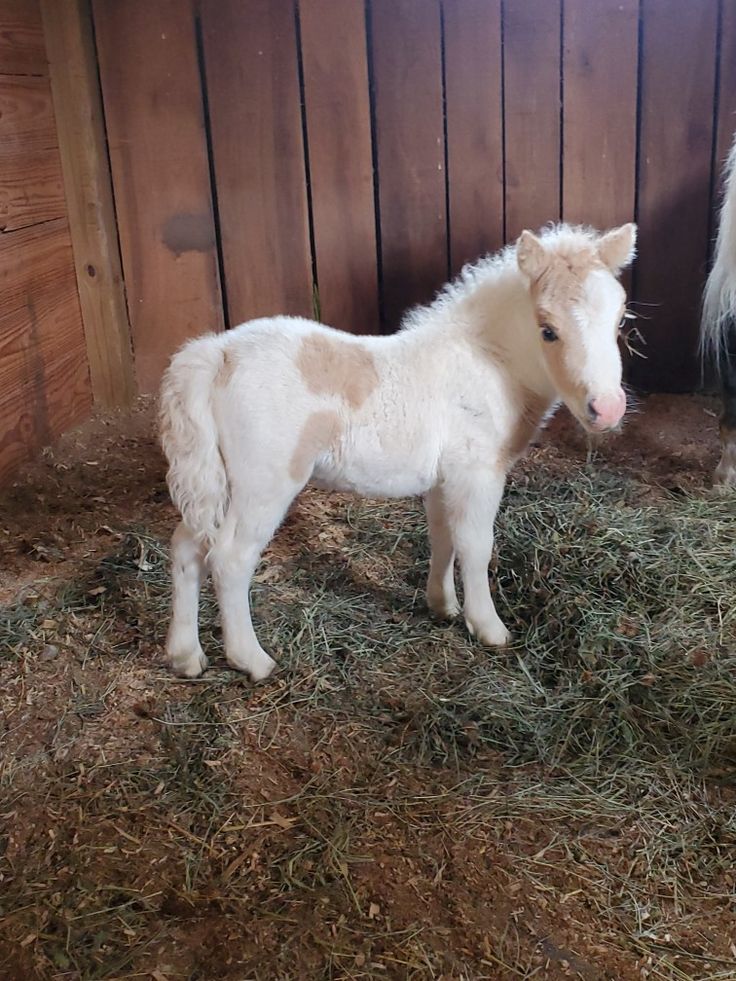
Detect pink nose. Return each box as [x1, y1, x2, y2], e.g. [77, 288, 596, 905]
[588, 389, 626, 430]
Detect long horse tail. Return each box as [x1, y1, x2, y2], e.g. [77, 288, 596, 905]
[702, 133, 736, 368]
[159, 335, 229, 547]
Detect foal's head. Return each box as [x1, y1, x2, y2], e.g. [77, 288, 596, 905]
[516, 223, 637, 433]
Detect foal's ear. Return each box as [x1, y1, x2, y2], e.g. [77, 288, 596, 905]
[597, 223, 637, 274]
[516, 230, 549, 281]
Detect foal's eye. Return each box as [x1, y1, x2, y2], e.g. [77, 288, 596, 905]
[541, 324, 558, 342]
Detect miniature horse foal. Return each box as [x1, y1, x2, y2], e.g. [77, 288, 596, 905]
[160, 223, 637, 679]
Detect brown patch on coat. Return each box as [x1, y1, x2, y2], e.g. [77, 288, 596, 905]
[502, 387, 552, 466]
[216, 350, 237, 387]
[297, 334, 378, 408]
[289, 410, 342, 482]
[529, 246, 602, 310]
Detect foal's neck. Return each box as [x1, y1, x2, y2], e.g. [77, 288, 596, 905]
[449, 259, 557, 402]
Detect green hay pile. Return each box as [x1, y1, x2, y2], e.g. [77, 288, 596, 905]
[1, 458, 735, 979]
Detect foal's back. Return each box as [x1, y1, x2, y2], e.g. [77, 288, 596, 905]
[211, 316, 445, 499]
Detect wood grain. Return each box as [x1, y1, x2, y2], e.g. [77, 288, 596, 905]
[0, 148, 65, 232]
[0, 76, 66, 230]
[371, 0, 446, 329]
[299, 0, 378, 333]
[0, 75, 55, 151]
[634, 0, 719, 391]
[200, 0, 313, 326]
[93, 0, 223, 393]
[562, 0, 638, 230]
[444, 0, 504, 271]
[0, 0, 47, 75]
[0, 219, 91, 481]
[41, 0, 135, 406]
[503, 0, 562, 241]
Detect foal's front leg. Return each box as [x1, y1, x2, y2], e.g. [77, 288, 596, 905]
[446, 469, 510, 647]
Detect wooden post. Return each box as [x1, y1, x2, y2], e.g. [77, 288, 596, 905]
[40, 0, 136, 406]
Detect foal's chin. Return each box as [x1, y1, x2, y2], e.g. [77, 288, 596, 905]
[569, 408, 627, 436]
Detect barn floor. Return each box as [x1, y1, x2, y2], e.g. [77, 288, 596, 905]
[1, 394, 735, 981]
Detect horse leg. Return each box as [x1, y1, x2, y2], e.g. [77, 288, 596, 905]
[715, 325, 736, 486]
[166, 521, 209, 677]
[424, 485, 460, 618]
[446, 470, 510, 647]
[209, 484, 299, 681]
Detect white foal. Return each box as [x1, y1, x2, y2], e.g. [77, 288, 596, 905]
[160, 222, 637, 679]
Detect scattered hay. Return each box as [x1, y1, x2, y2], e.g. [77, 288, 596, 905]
[1, 453, 735, 979]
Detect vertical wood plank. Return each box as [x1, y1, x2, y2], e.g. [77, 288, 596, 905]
[93, 0, 223, 393]
[0, 0, 47, 75]
[503, 0, 561, 241]
[371, 0, 446, 329]
[562, 0, 639, 230]
[634, 0, 718, 391]
[41, 0, 135, 407]
[443, 0, 503, 272]
[200, 0, 313, 326]
[299, 0, 378, 333]
[0, 219, 92, 481]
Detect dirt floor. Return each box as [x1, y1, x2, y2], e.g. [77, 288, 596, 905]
[0, 394, 734, 980]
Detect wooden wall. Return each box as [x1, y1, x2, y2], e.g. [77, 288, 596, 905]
[0, 0, 92, 481]
[0, 0, 728, 482]
[89, 1, 736, 392]
[94, 0, 736, 391]
[92, 0, 223, 393]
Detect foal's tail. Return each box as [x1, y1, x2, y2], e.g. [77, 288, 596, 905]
[159, 335, 229, 546]
[702, 133, 736, 368]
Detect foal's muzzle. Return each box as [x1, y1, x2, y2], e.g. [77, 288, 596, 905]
[586, 388, 626, 431]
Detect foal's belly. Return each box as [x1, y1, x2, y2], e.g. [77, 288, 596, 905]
[311, 439, 438, 499]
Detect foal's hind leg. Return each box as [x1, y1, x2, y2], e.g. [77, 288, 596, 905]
[424, 485, 459, 618]
[166, 521, 209, 678]
[715, 332, 736, 486]
[209, 486, 298, 681]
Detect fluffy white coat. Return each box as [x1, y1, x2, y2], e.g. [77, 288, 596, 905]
[160, 223, 636, 679]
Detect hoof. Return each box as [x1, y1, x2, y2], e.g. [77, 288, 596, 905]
[248, 653, 277, 683]
[715, 432, 736, 487]
[466, 616, 511, 648]
[714, 462, 736, 488]
[714, 471, 736, 489]
[168, 646, 208, 678]
[427, 589, 461, 620]
[226, 649, 277, 683]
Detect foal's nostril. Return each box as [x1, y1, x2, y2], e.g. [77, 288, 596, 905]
[587, 400, 599, 420]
